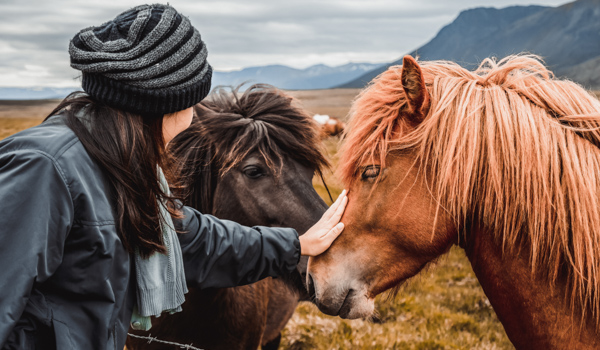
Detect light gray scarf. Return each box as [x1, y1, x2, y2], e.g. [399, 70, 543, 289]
[130, 167, 188, 331]
[73, 110, 187, 331]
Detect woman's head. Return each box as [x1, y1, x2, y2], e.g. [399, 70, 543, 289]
[46, 4, 213, 257]
[69, 3, 212, 117]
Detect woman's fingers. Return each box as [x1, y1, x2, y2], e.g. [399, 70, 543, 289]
[299, 189, 349, 256]
[323, 222, 345, 242]
[321, 189, 347, 222]
[301, 222, 346, 256]
[325, 195, 348, 229]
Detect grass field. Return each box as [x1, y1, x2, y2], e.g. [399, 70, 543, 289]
[0, 100, 60, 139]
[0, 91, 512, 349]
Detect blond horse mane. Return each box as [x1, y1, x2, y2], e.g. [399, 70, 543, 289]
[339, 54, 600, 325]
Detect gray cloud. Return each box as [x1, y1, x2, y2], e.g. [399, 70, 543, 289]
[0, 0, 569, 87]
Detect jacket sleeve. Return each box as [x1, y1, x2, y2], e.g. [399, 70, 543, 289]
[175, 206, 301, 289]
[0, 151, 73, 346]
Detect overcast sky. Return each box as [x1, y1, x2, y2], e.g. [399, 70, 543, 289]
[0, 0, 570, 87]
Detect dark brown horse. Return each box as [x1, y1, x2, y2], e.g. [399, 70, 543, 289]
[308, 55, 600, 349]
[127, 84, 329, 349]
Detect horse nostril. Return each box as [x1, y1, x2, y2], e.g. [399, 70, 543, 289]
[307, 274, 316, 300]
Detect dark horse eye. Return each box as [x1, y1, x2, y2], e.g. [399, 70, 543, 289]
[361, 165, 381, 180]
[243, 165, 266, 179]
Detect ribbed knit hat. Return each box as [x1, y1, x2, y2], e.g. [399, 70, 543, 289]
[69, 4, 212, 116]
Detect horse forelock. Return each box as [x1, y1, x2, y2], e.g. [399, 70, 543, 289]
[169, 84, 329, 212]
[198, 84, 328, 175]
[340, 54, 600, 326]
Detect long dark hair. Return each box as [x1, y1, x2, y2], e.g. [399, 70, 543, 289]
[46, 92, 180, 257]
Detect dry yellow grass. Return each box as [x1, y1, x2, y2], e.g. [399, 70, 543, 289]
[0, 117, 44, 139]
[0, 100, 57, 139]
[0, 99, 60, 119]
[287, 89, 360, 121]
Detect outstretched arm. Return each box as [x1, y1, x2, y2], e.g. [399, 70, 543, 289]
[176, 190, 347, 289]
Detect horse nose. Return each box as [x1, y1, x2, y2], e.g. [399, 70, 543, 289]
[307, 273, 316, 301]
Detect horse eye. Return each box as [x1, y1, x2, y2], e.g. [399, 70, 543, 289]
[361, 165, 381, 180]
[243, 165, 266, 179]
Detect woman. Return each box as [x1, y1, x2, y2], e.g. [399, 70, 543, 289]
[0, 4, 347, 349]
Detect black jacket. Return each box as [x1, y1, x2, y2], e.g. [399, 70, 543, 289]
[0, 116, 301, 349]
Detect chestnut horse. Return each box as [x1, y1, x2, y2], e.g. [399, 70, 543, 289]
[313, 114, 345, 137]
[127, 85, 328, 349]
[308, 55, 600, 349]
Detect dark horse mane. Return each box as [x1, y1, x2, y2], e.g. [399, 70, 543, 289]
[169, 84, 329, 214]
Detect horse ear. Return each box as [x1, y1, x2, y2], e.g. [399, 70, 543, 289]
[401, 55, 430, 121]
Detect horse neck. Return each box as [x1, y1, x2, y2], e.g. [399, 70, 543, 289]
[462, 227, 599, 349]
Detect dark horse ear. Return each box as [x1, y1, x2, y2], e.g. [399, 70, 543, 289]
[401, 55, 430, 122]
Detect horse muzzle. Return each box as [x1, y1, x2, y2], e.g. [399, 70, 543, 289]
[307, 272, 374, 319]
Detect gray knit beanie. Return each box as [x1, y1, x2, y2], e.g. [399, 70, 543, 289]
[69, 4, 212, 116]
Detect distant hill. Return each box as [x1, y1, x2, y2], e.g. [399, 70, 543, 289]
[1, 62, 381, 100]
[340, 0, 600, 89]
[0, 87, 78, 100]
[212, 62, 383, 90]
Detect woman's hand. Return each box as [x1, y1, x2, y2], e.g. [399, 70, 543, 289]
[299, 189, 348, 256]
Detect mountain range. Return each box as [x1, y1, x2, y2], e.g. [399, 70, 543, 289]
[341, 0, 600, 88]
[0, 62, 381, 99]
[0, 87, 78, 100]
[212, 62, 382, 90]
